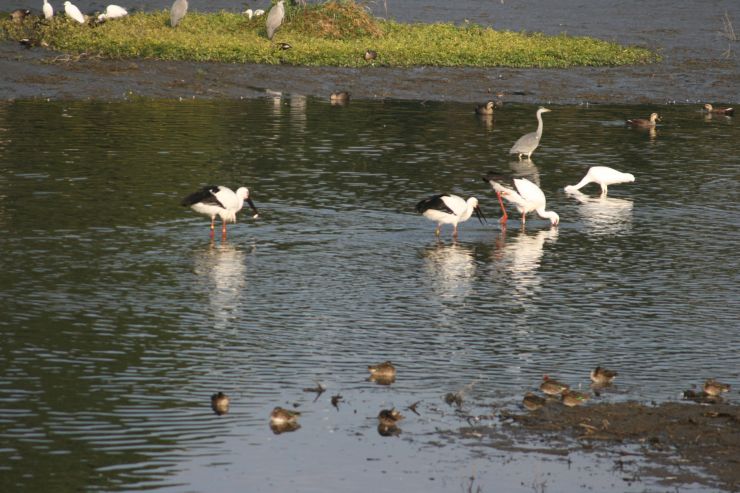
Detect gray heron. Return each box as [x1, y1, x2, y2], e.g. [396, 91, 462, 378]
[170, 0, 188, 27]
[509, 106, 551, 159]
[266, 0, 285, 40]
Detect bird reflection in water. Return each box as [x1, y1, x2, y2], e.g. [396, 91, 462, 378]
[492, 227, 559, 292]
[508, 157, 540, 187]
[565, 189, 633, 236]
[192, 242, 250, 329]
[423, 242, 476, 300]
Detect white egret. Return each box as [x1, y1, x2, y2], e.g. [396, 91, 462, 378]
[416, 194, 486, 238]
[43, 0, 54, 20]
[243, 8, 253, 19]
[510, 107, 551, 160]
[254, 9, 265, 16]
[181, 185, 259, 238]
[564, 166, 635, 196]
[63, 1, 85, 23]
[483, 172, 559, 227]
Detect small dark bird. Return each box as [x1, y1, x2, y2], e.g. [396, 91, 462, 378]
[378, 408, 403, 426]
[211, 392, 230, 415]
[540, 375, 570, 396]
[331, 394, 343, 410]
[11, 9, 31, 23]
[590, 366, 618, 385]
[561, 389, 590, 407]
[277, 42, 292, 50]
[407, 401, 421, 416]
[522, 392, 546, 411]
[364, 49, 377, 61]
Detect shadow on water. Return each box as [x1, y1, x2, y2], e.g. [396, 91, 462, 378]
[0, 98, 738, 492]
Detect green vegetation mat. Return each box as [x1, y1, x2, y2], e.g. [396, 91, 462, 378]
[1, 1, 658, 68]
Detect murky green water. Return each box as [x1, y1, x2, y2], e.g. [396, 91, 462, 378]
[0, 98, 738, 492]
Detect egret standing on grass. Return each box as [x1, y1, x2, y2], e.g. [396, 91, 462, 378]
[266, 0, 285, 40]
[510, 107, 551, 160]
[43, 0, 54, 20]
[181, 185, 259, 238]
[64, 1, 85, 23]
[170, 0, 188, 27]
[416, 194, 486, 239]
[564, 166, 635, 196]
[97, 5, 128, 21]
[483, 172, 559, 227]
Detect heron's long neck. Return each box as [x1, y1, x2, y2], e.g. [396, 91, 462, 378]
[535, 111, 545, 139]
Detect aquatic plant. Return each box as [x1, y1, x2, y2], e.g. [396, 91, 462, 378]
[0, 1, 658, 68]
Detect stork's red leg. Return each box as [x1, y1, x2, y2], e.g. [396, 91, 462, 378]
[210, 218, 216, 238]
[496, 191, 508, 224]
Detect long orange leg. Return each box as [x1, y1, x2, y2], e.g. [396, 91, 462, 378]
[221, 219, 227, 239]
[210, 218, 216, 239]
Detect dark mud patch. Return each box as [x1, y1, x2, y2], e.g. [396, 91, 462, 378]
[456, 401, 739, 491]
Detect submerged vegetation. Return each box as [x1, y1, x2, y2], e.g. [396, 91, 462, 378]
[1, 1, 657, 68]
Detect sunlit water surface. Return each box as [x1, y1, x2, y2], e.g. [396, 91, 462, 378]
[0, 98, 738, 492]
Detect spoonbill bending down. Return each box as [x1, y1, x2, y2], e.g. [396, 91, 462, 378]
[482, 172, 559, 227]
[181, 185, 259, 238]
[510, 107, 551, 160]
[416, 194, 486, 239]
[564, 166, 635, 196]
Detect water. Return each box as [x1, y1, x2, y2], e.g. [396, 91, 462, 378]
[0, 98, 738, 492]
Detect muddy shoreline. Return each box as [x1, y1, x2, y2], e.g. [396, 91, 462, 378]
[1, 42, 737, 104]
[449, 399, 740, 491]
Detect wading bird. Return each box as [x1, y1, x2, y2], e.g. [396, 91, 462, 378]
[64, 1, 85, 23]
[43, 0, 54, 20]
[266, 0, 285, 40]
[170, 0, 188, 27]
[482, 172, 559, 227]
[626, 112, 660, 127]
[97, 5, 128, 21]
[416, 194, 486, 239]
[564, 166, 635, 197]
[510, 107, 551, 159]
[181, 185, 259, 238]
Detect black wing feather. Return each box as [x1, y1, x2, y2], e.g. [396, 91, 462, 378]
[181, 186, 225, 208]
[416, 194, 455, 215]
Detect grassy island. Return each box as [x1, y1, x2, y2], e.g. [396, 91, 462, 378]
[1, 1, 657, 68]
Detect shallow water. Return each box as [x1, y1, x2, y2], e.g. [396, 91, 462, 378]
[0, 98, 738, 492]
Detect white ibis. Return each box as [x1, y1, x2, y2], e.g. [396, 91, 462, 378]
[63, 1, 85, 23]
[97, 5, 128, 21]
[510, 107, 551, 160]
[416, 194, 486, 239]
[626, 112, 660, 127]
[564, 166, 635, 196]
[483, 172, 559, 227]
[43, 0, 54, 20]
[181, 185, 259, 238]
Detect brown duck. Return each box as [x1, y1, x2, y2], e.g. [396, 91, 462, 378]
[561, 390, 590, 407]
[540, 375, 570, 396]
[703, 104, 734, 116]
[368, 361, 396, 379]
[270, 406, 301, 425]
[475, 101, 495, 116]
[522, 392, 547, 411]
[627, 112, 660, 127]
[210, 392, 230, 415]
[590, 366, 618, 385]
[703, 379, 731, 396]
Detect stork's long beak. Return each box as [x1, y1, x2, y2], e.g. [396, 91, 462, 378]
[246, 198, 259, 219]
[474, 206, 487, 224]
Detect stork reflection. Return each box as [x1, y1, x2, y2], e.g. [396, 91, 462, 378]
[192, 242, 250, 330]
[566, 189, 633, 235]
[422, 242, 476, 300]
[492, 227, 559, 292]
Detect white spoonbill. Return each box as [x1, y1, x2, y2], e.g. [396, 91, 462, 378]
[510, 107, 551, 160]
[43, 0, 54, 20]
[97, 5, 128, 21]
[181, 185, 259, 238]
[64, 1, 85, 23]
[483, 172, 559, 227]
[564, 166, 635, 196]
[416, 194, 486, 239]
